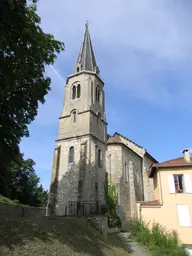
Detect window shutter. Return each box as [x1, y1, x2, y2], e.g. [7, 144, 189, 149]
[184, 174, 192, 193]
[168, 174, 175, 193]
[177, 205, 191, 227]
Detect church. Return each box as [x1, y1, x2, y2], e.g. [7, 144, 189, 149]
[46, 24, 158, 222]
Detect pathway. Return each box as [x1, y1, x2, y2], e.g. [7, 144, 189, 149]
[118, 232, 150, 256]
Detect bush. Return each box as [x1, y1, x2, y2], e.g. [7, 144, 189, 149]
[0, 194, 18, 204]
[123, 219, 188, 256]
[108, 215, 122, 228]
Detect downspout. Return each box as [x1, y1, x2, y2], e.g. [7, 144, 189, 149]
[109, 153, 111, 185]
[141, 157, 145, 201]
[158, 168, 163, 206]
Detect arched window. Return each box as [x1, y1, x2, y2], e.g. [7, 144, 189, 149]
[69, 146, 74, 163]
[76, 67, 79, 72]
[72, 86, 76, 99]
[97, 113, 101, 124]
[72, 111, 76, 123]
[98, 149, 101, 167]
[98, 90, 100, 103]
[77, 84, 81, 98]
[95, 87, 100, 103]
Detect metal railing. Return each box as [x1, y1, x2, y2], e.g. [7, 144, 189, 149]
[65, 201, 106, 216]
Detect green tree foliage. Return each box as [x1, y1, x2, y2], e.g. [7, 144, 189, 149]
[107, 184, 118, 216]
[0, 0, 64, 193]
[7, 153, 48, 207]
[105, 174, 122, 228]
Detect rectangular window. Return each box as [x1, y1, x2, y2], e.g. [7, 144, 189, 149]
[174, 174, 184, 193]
[177, 205, 191, 227]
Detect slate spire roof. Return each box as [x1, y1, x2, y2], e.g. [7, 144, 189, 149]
[73, 23, 99, 75]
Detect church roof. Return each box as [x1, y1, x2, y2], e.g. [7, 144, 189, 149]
[73, 24, 99, 74]
[107, 132, 158, 163]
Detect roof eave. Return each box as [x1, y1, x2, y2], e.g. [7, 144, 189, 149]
[66, 70, 104, 84]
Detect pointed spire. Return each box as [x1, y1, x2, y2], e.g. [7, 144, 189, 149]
[73, 23, 99, 75]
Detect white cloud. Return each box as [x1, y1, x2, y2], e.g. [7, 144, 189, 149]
[21, 0, 192, 188]
[36, 0, 192, 110]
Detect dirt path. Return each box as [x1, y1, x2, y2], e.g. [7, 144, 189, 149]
[118, 232, 150, 256]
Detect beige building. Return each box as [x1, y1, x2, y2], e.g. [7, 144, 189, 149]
[137, 149, 192, 245]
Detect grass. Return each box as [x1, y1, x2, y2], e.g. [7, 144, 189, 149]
[0, 195, 19, 204]
[0, 217, 130, 256]
[122, 219, 188, 256]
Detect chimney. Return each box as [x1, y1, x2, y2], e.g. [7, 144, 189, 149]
[182, 149, 191, 162]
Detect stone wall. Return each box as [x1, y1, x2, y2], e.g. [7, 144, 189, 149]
[0, 202, 46, 220]
[115, 133, 145, 158]
[143, 155, 155, 201]
[106, 144, 122, 184]
[48, 134, 106, 216]
[86, 215, 108, 238]
[107, 143, 144, 222]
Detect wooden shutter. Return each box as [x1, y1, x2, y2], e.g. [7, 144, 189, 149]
[177, 205, 191, 227]
[184, 174, 192, 193]
[168, 174, 175, 193]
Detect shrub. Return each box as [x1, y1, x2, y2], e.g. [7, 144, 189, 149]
[0, 194, 18, 204]
[108, 215, 122, 228]
[123, 218, 188, 256]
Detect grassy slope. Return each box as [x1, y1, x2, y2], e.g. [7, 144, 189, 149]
[0, 195, 18, 204]
[0, 217, 130, 256]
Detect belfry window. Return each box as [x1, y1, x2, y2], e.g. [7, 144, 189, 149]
[76, 67, 80, 72]
[69, 146, 74, 163]
[77, 84, 81, 98]
[96, 87, 100, 103]
[72, 86, 76, 99]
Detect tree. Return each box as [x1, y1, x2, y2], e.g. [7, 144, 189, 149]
[107, 184, 118, 216]
[8, 153, 48, 207]
[0, 0, 64, 194]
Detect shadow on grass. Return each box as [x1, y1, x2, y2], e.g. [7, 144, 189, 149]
[0, 217, 130, 256]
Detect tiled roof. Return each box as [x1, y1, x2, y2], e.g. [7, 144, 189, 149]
[140, 200, 160, 206]
[148, 157, 192, 177]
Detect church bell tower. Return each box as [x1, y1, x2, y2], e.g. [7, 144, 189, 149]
[47, 24, 107, 216]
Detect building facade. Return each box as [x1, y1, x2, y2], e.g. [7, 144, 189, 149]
[46, 24, 107, 216]
[106, 132, 157, 222]
[137, 149, 192, 245]
[47, 25, 158, 221]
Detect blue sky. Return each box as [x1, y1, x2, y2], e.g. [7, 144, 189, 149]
[20, 0, 192, 189]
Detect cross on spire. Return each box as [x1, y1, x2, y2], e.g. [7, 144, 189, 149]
[85, 20, 89, 27]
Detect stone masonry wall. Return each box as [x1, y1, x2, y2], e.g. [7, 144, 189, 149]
[53, 135, 106, 215]
[0, 202, 46, 220]
[143, 155, 155, 201]
[106, 144, 122, 185]
[107, 143, 143, 222]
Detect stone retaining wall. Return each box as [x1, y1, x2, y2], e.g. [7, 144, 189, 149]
[0, 202, 46, 220]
